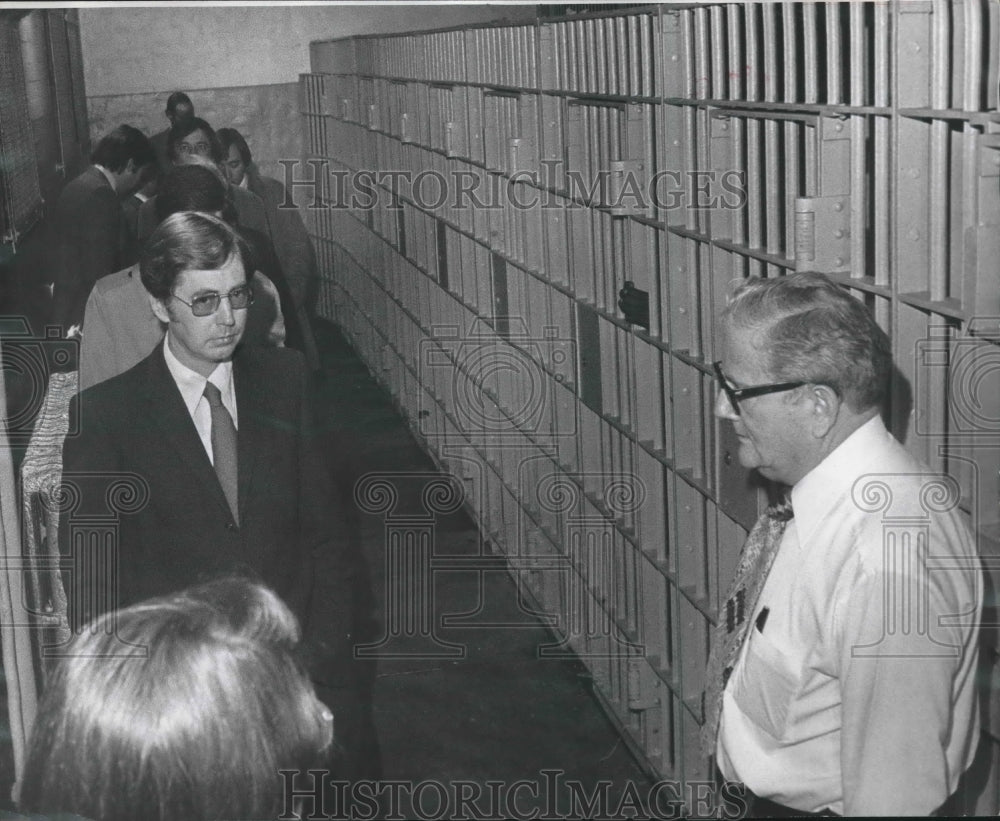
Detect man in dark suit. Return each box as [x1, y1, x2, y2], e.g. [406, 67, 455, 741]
[120, 172, 159, 263]
[61, 211, 372, 778]
[50, 125, 157, 337]
[218, 127, 320, 369]
[78, 164, 291, 390]
[149, 91, 194, 175]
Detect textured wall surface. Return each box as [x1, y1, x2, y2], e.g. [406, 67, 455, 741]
[80, 5, 536, 96]
[87, 83, 301, 182]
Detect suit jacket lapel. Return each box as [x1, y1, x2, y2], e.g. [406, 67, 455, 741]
[138, 347, 234, 519]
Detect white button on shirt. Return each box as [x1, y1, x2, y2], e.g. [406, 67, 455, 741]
[162, 336, 238, 464]
[717, 416, 981, 816]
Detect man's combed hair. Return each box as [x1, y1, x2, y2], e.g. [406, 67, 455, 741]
[722, 272, 893, 413]
[140, 211, 249, 300]
[19, 577, 330, 821]
[90, 124, 157, 174]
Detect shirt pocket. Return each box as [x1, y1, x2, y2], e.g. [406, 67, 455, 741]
[731, 628, 801, 740]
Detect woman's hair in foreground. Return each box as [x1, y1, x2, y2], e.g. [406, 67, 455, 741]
[722, 272, 893, 412]
[19, 577, 331, 821]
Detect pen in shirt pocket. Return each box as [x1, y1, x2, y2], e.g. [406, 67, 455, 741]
[755, 606, 770, 633]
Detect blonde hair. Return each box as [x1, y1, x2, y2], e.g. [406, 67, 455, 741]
[21, 577, 331, 821]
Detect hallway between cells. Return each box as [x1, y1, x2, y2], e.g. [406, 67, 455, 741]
[0, 315, 651, 818]
[311, 318, 652, 818]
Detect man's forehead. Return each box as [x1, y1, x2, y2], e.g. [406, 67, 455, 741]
[175, 257, 246, 291]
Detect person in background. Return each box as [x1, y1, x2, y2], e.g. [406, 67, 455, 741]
[137, 117, 270, 243]
[121, 169, 160, 263]
[78, 163, 289, 391]
[50, 124, 156, 338]
[19, 577, 334, 821]
[63, 211, 372, 782]
[181, 154, 304, 352]
[149, 91, 194, 175]
[704, 272, 982, 816]
[218, 127, 320, 368]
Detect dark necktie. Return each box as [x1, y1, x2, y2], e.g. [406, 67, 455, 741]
[203, 381, 239, 525]
[700, 498, 794, 758]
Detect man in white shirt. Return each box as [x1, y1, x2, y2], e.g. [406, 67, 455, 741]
[706, 272, 982, 816]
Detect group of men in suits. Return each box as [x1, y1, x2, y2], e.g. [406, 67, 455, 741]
[51, 92, 319, 365]
[77, 164, 288, 390]
[52, 96, 376, 779]
[50, 125, 158, 335]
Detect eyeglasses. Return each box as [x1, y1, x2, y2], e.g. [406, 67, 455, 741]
[172, 285, 253, 317]
[712, 361, 805, 416]
[177, 141, 211, 155]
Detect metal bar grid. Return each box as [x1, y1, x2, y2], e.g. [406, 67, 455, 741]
[301, 5, 1000, 807]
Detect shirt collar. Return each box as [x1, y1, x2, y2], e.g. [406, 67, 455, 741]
[93, 164, 117, 193]
[238, 174, 249, 190]
[790, 415, 891, 548]
[161, 335, 234, 418]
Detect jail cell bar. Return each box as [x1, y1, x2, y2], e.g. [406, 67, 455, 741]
[300, 3, 1000, 810]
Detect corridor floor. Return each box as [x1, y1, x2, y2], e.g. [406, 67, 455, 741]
[311, 319, 654, 818]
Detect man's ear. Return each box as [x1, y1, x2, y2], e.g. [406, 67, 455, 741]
[808, 384, 840, 436]
[149, 292, 171, 325]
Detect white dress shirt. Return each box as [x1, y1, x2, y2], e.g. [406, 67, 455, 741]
[162, 336, 238, 465]
[717, 416, 981, 816]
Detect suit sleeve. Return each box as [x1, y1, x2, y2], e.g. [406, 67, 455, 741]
[59, 389, 120, 631]
[268, 177, 317, 309]
[245, 271, 286, 347]
[137, 197, 158, 245]
[234, 187, 272, 240]
[294, 358, 358, 691]
[53, 186, 122, 331]
[78, 285, 118, 392]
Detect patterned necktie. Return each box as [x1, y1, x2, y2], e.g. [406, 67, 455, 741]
[700, 497, 793, 758]
[203, 381, 239, 525]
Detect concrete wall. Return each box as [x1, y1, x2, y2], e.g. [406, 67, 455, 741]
[80, 5, 536, 189]
[87, 84, 301, 184]
[79, 6, 537, 96]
